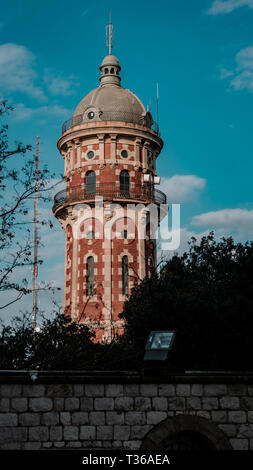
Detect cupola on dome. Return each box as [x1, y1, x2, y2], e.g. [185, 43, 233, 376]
[70, 54, 154, 130]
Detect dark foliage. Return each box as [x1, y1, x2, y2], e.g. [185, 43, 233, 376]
[0, 233, 252, 371]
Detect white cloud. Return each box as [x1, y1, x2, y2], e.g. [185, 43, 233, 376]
[159, 174, 206, 203]
[220, 46, 253, 93]
[11, 102, 71, 121]
[191, 208, 253, 239]
[207, 0, 253, 15]
[44, 69, 79, 96]
[0, 43, 46, 101]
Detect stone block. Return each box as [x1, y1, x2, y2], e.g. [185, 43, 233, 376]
[22, 385, 45, 397]
[114, 425, 130, 440]
[135, 397, 151, 411]
[89, 412, 105, 425]
[115, 397, 134, 411]
[1, 442, 21, 450]
[125, 411, 146, 425]
[218, 424, 237, 437]
[0, 413, 18, 426]
[230, 438, 249, 450]
[241, 397, 253, 410]
[202, 397, 218, 410]
[131, 425, 153, 440]
[196, 411, 210, 419]
[152, 397, 168, 411]
[29, 426, 49, 442]
[72, 412, 89, 425]
[220, 397, 240, 410]
[94, 397, 114, 411]
[50, 426, 63, 441]
[73, 384, 84, 397]
[67, 441, 82, 448]
[146, 411, 167, 425]
[29, 397, 53, 412]
[80, 397, 94, 411]
[0, 427, 27, 442]
[65, 397, 79, 411]
[60, 412, 71, 425]
[238, 425, 253, 438]
[168, 397, 185, 411]
[211, 411, 227, 423]
[191, 384, 203, 396]
[41, 412, 59, 425]
[106, 411, 124, 425]
[85, 384, 104, 397]
[123, 440, 141, 450]
[54, 398, 65, 411]
[64, 426, 79, 441]
[140, 384, 157, 397]
[53, 441, 65, 448]
[0, 398, 9, 412]
[46, 384, 72, 397]
[97, 426, 113, 440]
[186, 397, 201, 410]
[203, 384, 227, 396]
[176, 384, 190, 396]
[105, 384, 123, 397]
[0, 384, 22, 397]
[11, 398, 27, 412]
[158, 384, 175, 397]
[19, 412, 40, 426]
[23, 442, 41, 450]
[80, 426, 96, 440]
[228, 384, 247, 396]
[124, 384, 140, 396]
[228, 411, 247, 423]
[248, 411, 253, 423]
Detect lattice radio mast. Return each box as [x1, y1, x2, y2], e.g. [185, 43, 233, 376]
[32, 136, 39, 331]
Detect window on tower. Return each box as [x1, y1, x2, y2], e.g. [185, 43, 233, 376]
[122, 255, 129, 296]
[86, 170, 96, 194]
[120, 170, 130, 194]
[87, 256, 94, 296]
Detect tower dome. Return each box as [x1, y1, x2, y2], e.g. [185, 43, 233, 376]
[71, 54, 153, 128]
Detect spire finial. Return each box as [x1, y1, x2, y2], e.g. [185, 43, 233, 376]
[106, 11, 113, 55]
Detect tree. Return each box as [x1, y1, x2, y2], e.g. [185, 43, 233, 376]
[119, 233, 253, 371]
[0, 99, 60, 312]
[0, 311, 98, 370]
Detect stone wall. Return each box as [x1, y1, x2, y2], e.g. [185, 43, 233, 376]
[0, 372, 252, 450]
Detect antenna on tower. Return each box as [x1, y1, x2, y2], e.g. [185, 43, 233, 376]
[32, 136, 39, 332]
[156, 82, 159, 134]
[106, 11, 113, 55]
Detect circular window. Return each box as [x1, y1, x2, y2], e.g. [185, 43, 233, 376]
[87, 111, 95, 120]
[87, 151, 94, 160]
[121, 150, 128, 159]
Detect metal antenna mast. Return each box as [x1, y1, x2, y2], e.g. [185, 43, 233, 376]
[106, 11, 113, 55]
[32, 136, 39, 331]
[156, 83, 159, 134]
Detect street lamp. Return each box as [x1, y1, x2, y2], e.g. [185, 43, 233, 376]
[144, 330, 176, 362]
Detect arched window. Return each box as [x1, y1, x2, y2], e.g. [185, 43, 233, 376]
[105, 68, 109, 74]
[122, 255, 128, 296]
[87, 256, 94, 296]
[86, 170, 96, 194]
[120, 170, 130, 194]
[110, 68, 114, 74]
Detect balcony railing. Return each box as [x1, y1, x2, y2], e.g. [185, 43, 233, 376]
[53, 183, 166, 212]
[62, 111, 159, 135]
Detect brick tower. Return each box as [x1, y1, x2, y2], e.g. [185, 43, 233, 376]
[53, 34, 166, 341]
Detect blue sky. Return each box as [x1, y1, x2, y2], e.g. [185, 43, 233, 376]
[1, 0, 253, 321]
